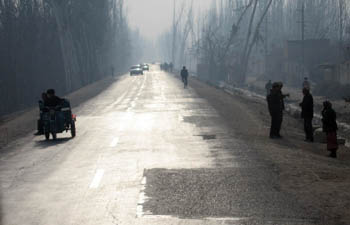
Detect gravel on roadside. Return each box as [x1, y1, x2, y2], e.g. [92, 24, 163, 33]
[190, 77, 350, 225]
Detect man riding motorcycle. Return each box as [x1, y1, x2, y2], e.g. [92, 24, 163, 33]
[45, 89, 63, 107]
[34, 89, 63, 135]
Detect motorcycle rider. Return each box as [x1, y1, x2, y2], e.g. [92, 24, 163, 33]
[45, 89, 63, 107]
[34, 89, 62, 135]
[181, 66, 189, 88]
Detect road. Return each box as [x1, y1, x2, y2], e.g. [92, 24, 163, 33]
[0, 66, 323, 225]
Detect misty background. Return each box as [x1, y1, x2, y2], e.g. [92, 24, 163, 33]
[1, 0, 350, 117]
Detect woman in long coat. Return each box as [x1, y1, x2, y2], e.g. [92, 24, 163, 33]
[322, 101, 338, 158]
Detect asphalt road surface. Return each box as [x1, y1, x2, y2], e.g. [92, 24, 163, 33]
[0, 66, 323, 225]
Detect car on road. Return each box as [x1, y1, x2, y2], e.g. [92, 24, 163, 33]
[130, 65, 143, 76]
[141, 64, 149, 71]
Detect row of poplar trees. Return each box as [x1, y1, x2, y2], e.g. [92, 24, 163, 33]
[159, 0, 350, 85]
[0, 0, 133, 116]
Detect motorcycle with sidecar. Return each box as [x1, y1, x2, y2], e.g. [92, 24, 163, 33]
[40, 99, 76, 140]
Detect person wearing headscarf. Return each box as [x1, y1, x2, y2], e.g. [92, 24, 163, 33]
[322, 101, 338, 158]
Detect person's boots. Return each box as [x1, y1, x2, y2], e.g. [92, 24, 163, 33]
[34, 131, 43, 136]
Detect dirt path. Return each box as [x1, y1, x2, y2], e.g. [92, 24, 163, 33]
[190, 77, 350, 225]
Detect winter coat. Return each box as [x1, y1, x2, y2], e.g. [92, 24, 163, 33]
[267, 90, 284, 117]
[300, 93, 314, 119]
[181, 69, 188, 78]
[322, 107, 338, 133]
[44, 96, 63, 107]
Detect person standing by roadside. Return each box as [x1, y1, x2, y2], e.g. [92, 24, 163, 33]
[322, 101, 339, 158]
[267, 82, 289, 139]
[299, 88, 314, 142]
[302, 77, 310, 90]
[181, 66, 189, 88]
[267, 83, 283, 138]
[265, 80, 272, 96]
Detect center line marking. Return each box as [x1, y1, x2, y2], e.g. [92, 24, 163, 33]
[110, 137, 119, 147]
[89, 169, 104, 189]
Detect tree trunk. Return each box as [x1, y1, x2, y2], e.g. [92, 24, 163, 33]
[48, 0, 80, 92]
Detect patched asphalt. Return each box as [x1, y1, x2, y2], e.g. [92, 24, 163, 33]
[0, 66, 329, 225]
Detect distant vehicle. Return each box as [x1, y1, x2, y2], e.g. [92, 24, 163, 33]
[142, 64, 149, 71]
[130, 65, 143, 76]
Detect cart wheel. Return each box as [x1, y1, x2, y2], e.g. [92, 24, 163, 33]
[52, 132, 57, 140]
[45, 132, 50, 140]
[71, 121, 76, 138]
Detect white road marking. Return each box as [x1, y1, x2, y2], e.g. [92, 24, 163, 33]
[104, 91, 127, 113]
[110, 138, 119, 147]
[136, 205, 143, 218]
[137, 176, 148, 218]
[118, 112, 134, 131]
[89, 169, 104, 189]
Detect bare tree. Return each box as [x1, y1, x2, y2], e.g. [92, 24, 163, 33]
[0, 0, 137, 116]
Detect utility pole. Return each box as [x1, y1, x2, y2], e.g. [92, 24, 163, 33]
[171, 0, 176, 66]
[265, 1, 269, 76]
[301, 1, 305, 79]
[339, 0, 344, 63]
[296, 1, 306, 80]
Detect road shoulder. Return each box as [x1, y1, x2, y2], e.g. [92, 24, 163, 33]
[190, 78, 350, 224]
[0, 76, 123, 150]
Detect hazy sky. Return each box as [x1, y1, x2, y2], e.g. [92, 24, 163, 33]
[125, 0, 213, 40]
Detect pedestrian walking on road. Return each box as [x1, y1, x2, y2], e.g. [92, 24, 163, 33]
[181, 66, 189, 88]
[265, 80, 272, 96]
[299, 88, 314, 142]
[302, 77, 310, 90]
[111, 66, 115, 77]
[322, 101, 339, 158]
[267, 83, 284, 139]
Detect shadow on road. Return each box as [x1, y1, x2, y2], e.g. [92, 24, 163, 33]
[34, 137, 72, 149]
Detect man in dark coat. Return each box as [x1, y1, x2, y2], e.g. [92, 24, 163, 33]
[180, 66, 189, 88]
[267, 83, 284, 138]
[45, 89, 63, 107]
[299, 88, 314, 142]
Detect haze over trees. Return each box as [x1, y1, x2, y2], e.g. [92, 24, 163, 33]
[0, 0, 140, 116]
[158, 0, 350, 89]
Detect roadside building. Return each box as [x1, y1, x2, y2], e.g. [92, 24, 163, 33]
[318, 60, 350, 85]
